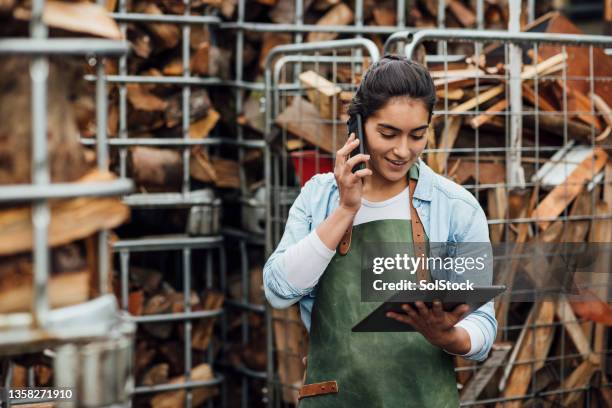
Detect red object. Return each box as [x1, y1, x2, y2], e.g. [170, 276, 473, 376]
[290, 150, 334, 186]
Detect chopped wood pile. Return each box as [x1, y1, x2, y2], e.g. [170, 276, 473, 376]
[127, 265, 223, 407]
[0, 0, 130, 397]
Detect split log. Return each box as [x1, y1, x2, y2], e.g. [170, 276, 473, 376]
[259, 32, 292, 71]
[150, 363, 218, 408]
[0, 170, 129, 256]
[190, 150, 241, 189]
[190, 42, 209, 76]
[134, 2, 180, 50]
[189, 108, 220, 139]
[128, 146, 183, 191]
[191, 291, 225, 350]
[13, 1, 121, 39]
[306, 3, 353, 42]
[371, 1, 395, 26]
[164, 89, 213, 129]
[298, 70, 342, 120]
[0, 263, 89, 313]
[141, 363, 169, 386]
[131, 266, 163, 295]
[275, 97, 346, 153]
[0, 56, 91, 185]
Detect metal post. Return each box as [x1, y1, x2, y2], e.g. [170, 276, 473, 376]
[30, 0, 50, 327]
[507, 0, 525, 189]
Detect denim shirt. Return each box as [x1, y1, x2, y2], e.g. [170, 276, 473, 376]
[263, 158, 497, 361]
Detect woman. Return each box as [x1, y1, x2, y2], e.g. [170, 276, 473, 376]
[263, 55, 497, 407]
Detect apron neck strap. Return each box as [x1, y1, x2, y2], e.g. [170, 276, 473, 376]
[337, 177, 428, 282]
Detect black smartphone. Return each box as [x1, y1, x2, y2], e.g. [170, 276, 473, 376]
[348, 113, 366, 173]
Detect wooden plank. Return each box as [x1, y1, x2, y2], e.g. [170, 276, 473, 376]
[556, 296, 592, 358]
[435, 116, 462, 173]
[497, 301, 556, 408]
[560, 360, 598, 406]
[275, 97, 346, 153]
[487, 186, 507, 243]
[306, 3, 353, 42]
[461, 343, 512, 403]
[299, 70, 342, 120]
[447, 0, 476, 27]
[470, 99, 507, 129]
[436, 88, 464, 101]
[531, 148, 608, 230]
[521, 83, 556, 112]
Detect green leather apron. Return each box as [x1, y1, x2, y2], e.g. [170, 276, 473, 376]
[300, 170, 459, 408]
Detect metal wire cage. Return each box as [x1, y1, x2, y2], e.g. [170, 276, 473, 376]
[0, 0, 135, 406]
[392, 27, 612, 406]
[263, 24, 612, 408]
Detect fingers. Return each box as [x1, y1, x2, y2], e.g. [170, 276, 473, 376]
[414, 301, 431, 319]
[345, 153, 370, 171]
[432, 300, 444, 319]
[354, 168, 373, 178]
[451, 303, 470, 319]
[386, 311, 413, 325]
[335, 133, 359, 165]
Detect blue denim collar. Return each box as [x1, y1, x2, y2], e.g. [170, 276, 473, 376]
[413, 157, 434, 202]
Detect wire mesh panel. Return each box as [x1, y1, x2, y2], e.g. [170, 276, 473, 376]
[87, 2, 231, 407]
[389, 23, 612, 406]
[263, 38, 380, 407]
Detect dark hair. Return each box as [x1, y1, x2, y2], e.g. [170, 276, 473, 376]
[347, 54, 436, 123]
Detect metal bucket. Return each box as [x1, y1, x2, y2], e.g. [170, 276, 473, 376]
[54, 312, 135, 408]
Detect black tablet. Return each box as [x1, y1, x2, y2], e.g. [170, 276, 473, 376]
[351, 285, 506, 332]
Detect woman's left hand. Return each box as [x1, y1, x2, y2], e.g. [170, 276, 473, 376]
[386, 301, 471, 354]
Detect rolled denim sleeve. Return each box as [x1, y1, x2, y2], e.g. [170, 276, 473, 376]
[457, 204, 498, 362]
[263, 179, 315, 309]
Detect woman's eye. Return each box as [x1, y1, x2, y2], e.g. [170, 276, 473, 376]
[379, 132, 395, 138]
[411, 131, 426, 139]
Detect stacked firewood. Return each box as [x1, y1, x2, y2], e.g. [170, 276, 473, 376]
[0, 0, 129, 391]
[125, 266, 224, 407]
[271, 11, 612, 407]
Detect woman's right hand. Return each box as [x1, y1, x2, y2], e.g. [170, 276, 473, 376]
[334, 133, 372, 214]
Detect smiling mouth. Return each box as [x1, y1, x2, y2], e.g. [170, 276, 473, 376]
[385, 158, 408, 167]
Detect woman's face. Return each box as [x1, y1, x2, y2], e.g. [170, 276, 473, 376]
[363, 97, 430, 182]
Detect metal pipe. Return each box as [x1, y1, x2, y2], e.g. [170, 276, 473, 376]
[110, 12, 221, 24]
[0, 179, 133, 203]
[404, 29, 612, 59]
[30, 0, 49, 328]
[0, 39, 129, 55]
[508, 0, 526, 189]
